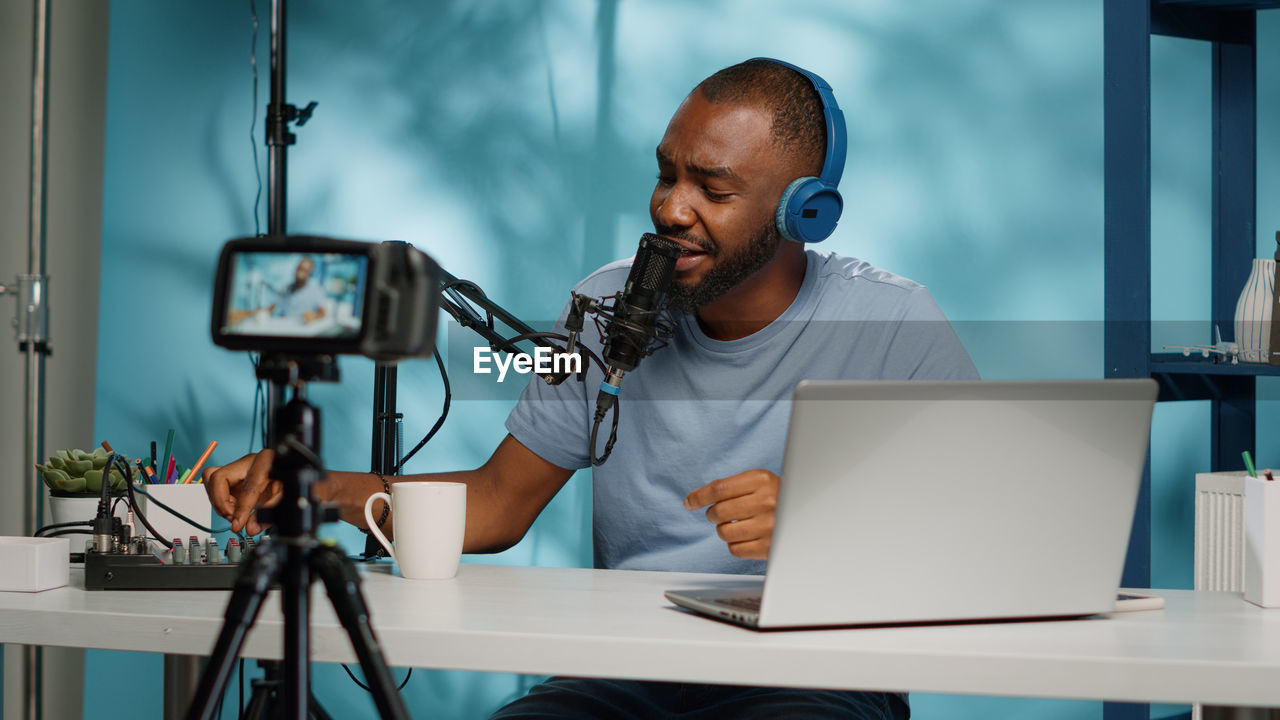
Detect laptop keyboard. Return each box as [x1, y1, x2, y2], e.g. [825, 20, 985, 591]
[717, 595, 762, 612]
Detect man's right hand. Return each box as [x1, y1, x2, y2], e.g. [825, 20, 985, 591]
[204, 450, 284, 535]
[203, 434, 574, 552]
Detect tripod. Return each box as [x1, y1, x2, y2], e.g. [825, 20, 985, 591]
[186, 361, 410, 720]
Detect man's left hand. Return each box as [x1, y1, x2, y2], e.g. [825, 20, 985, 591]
[684, 468, 779, 560]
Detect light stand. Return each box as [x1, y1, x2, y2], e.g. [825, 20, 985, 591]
[364, 363, 400, 558]
[209, 2, 357, 716]
[263, 0, 315, 447]
[186, 356, 409, 720]
[252, 0, 329, 711]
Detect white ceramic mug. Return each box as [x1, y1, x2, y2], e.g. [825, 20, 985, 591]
[363, 481, 466, 580]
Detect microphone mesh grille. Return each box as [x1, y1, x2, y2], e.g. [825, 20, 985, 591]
[638, 233, 680, 292]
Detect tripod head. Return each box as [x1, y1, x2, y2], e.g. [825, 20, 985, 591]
[251, 353, 337, 533]
[252, 363, 341, 535]
[255, 352, 339, 387]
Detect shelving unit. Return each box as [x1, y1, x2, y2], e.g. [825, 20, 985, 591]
[1104, 2, 1275, 718]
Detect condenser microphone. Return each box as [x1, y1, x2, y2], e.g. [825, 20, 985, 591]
[597, 233, 681, 405]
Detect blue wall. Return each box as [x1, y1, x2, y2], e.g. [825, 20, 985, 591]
[91, 2, 1280, 718]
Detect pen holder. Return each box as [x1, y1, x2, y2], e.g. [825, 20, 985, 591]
[1245, 476, 1280, 607]
[140, 484, 212, 545]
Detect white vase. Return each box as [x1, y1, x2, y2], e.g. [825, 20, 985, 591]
[1234, 258, 1276, 363]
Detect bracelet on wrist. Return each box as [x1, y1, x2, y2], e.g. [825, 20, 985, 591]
[372, 472, 391, 530]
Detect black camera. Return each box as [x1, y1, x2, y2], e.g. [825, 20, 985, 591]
[210, 235, 439, 362]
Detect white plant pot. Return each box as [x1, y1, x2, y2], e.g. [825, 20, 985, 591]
[48, 491, 130, 528]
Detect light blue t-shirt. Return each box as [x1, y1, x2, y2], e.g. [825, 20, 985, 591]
[273, 279, 327, 320]
[505, 249, 978, 575]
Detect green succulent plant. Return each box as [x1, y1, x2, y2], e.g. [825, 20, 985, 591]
[35, 447, 128, 494]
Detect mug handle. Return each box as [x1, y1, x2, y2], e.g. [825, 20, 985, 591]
[363, 492, 395, 562]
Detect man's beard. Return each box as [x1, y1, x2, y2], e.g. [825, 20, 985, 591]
[665, 219, 783, 313]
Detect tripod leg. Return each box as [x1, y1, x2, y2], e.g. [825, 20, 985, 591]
[282, 542, 313, 720]
[185, 543, 285, 720]
[313, 545, 412, 720]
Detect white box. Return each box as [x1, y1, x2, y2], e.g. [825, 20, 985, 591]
[0, 537, 69, 592]
[140, 484, 212, 545]
[1244, 475, 1280, 607]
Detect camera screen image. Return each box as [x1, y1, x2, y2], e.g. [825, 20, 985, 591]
[219, 251, 369, 340]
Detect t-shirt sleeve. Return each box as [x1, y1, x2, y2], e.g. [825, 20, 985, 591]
[886, 287, 980, 380]
[503, 300, 594, 471]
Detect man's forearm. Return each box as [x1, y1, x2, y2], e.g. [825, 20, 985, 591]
[320, 468, 517, 553]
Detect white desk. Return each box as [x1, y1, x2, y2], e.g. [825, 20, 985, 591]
[1, 563, 1278, 709]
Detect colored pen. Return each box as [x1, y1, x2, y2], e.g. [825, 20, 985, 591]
[134, 459, 156, 484]
[150, 441, 157, 472]
[178, 469, 191, 484]
[1243, 451, 1257, 478]
[186, 440, 218, 484]
[1266, 469, 1274, 482]
[165, 455, 177, 484]
[160, 430, 175, 488]
[101, 441, 114, 453]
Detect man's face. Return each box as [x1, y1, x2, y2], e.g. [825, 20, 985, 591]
[649, 92, 801, 312]
[295, 258, 314, 286]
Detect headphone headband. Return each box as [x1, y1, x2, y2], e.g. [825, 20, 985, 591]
[747, 57, 846, 187]
[747, 57, 847, 243]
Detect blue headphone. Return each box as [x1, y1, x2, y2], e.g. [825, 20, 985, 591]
[751, 58, 847, 243]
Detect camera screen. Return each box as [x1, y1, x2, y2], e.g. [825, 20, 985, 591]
[218, 251, 369, 340]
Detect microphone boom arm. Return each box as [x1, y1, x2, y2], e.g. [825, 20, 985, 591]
[436, 254, 674, 466]
[438, 268, 604, 385]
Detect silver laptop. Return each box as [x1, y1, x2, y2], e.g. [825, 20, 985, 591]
[666, 379, 1158, 629]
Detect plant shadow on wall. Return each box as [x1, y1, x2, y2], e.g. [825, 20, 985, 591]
[812, 2, 1108, 323]
[97, 374, 250, 475]
[288, 0, 638, 313]
[262, 4, 626, 717]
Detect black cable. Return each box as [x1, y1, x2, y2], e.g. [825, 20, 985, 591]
[249, 354, 261, 451]
[113, 456, 173, 549]
[393, 350, 450, 473]
[340, 664, 412, 692]
[250, 353, 268, 452]
[33, 519, 91, 536]
[131, 484, 243, 539]
[249, 0, 262, 237]
[589, 397, 620, 466]
[238, 658, 244, 720]
[98, 453, 117, 519]
[39, 528, 93, 538]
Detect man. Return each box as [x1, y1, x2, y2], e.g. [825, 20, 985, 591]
[227, 256, 328, 326]
[207, 59, 976, 719]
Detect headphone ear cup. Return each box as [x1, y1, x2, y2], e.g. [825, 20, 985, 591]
[775, 177, 844, 243]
